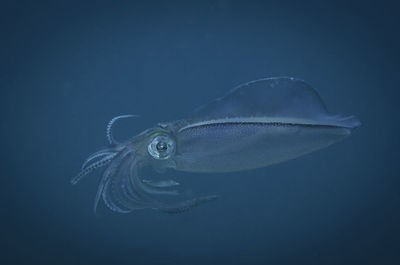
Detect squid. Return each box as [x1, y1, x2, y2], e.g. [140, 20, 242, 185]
[71, 77, 361, 214]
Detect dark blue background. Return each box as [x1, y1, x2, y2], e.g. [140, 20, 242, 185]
[1, 1, 399, 264]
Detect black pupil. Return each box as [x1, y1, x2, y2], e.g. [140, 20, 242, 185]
[156, 141, 167, 152]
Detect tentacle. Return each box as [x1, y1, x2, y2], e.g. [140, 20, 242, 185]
[71, 153, 116, 185]
[94, 148, 133, 213]
[142, 179, 180, 188]
[125, 168, 217, 212]
[140, 179, 180, 195]
[81, 148, 119, 169]
[110, 151, 158, 210]
[90, 146, 218, 214]
[140, 181, 179, 196]
[106, 114, 138, 145]
[159, 195, 219, 214]
[126, 158, 161, 204]
[99, 149, 159, 213]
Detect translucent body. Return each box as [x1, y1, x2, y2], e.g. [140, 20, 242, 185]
[173, 121, 351, 173]
[72, 77, 361, 213]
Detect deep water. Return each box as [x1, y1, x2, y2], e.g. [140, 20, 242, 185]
[1, 1, 400, 264]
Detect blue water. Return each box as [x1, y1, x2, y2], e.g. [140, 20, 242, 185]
[2, 1, 399, 264]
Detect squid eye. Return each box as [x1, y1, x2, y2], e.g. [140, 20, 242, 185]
[148, 135, 175, 160]
[156, 141, 168, 152]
